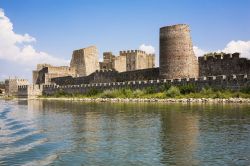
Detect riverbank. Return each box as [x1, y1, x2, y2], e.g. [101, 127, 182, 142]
[37, 97, 250, 103]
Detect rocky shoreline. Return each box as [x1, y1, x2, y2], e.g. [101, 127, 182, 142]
[35, 97, 250, 103]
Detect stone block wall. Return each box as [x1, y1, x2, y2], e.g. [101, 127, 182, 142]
[70, 46, 100, 77]
[199, 53, 250, 76]
[5, 78, 29, 96]
[18, 84, 43, 98]
[42, 74, 250, 96]
[113, 55, 126, 72]
[51, 68, 160, 86]
[120, 50, 155, 71]
[159, 24, 199, 79]
[34, 65, 76, 84]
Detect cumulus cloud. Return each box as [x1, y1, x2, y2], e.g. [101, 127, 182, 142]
[139, 44, 155, 54]
[0, 8, 69, 67]
[193, 46, 207, 57]
[193, 40, 250, 58]
[219, 40, 250, 58]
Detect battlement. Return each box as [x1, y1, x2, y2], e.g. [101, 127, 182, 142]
[18, 85, 29, 89]
[96, 69, 116, 73]
[199, 52, 250, 76]
[199, 52, 241, 61]
[119, 50, 146, 55]
[42, 74, 250, 97]
[17, 84, 43, 98]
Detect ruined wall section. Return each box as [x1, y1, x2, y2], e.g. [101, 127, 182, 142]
[34, 65, 76, 84]
[199, 53, 250, 76]
[160, 24, 199, 79]
[51, 68, 160, 86]
[70, 46, 99, 77]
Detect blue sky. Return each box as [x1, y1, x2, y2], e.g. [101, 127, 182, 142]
[0, 0, 250, 81]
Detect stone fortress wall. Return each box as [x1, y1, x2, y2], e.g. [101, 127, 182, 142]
[17, 74, 249, 97]
[51, 68, 160, 86]
[99, 52, 127, 72]
[99, 50, 155, 72]
[70, 46, 100, 77]
[5, 78, 29, 96]
[33, 64, 76, 84]
[119, 50, 155, 71]
[16, 24, 250, 97]
[199, 52, 250, 76]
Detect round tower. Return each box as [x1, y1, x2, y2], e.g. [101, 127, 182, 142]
[159, 24, 198, 79]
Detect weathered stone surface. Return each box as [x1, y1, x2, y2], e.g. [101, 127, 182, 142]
[99, 50, 155, 72]
[51, 68, 160, 85]
[33, 64, 76, 84]
[39, 74, 250, 97]
[159, 24, 199, 79]
[5, 78, 29, 96]
[199, 52, 250, 76]
[70, 46, 100, 77]
[120, 50, 155, 71]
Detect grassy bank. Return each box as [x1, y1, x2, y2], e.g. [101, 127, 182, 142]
[43, 84, 250, 99]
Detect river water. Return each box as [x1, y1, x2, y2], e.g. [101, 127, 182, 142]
[0, 100, 250, 166]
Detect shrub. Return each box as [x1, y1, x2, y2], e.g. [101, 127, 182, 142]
[152, 92, 166, 99]
[132, 89, 144, 98]
[165, 86, 180, 98]
[120, 88, 133, 98]
[179, 84, 196, 94]
[100, 90, 116, 98]
[54, 90, 70, 97]
[159, 83, 171, 92]
[240, 86, 250, 94]
[86, 88, 101, 96]
[200, 87, 213, 95]
[145, 86, 157, 94]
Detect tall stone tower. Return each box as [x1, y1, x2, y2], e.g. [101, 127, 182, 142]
[70, 46, 100, 77]
[159, 24, 198, 79]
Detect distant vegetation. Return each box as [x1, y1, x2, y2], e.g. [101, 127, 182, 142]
[44, 84, 250, 99]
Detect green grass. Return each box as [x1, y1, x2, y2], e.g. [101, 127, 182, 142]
[43, 85, 250, 99]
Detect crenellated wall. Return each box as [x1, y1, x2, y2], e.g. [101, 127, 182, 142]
[199, 52, 250, 76]
[41, 74, 250, 96]
[51, 68, 160, 86]
[17, 84, 43, 98]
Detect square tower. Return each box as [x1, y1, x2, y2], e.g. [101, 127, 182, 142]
[70, 46, 100, 77]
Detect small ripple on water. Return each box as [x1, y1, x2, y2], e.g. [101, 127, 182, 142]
[0, 138, 48, 157]
[0, 130, 45, 145]
[22, 154, 59, 166]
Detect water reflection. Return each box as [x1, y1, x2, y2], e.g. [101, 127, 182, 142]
[0, 100, 250, 165]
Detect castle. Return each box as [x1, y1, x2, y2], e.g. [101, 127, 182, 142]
[14, 24, 250, 98]
[32, 46, 156, 85]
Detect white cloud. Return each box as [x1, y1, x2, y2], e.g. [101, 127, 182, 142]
[0, 8, 69, 67]
[219, 40, 250, 59]
[193, 40, 250, 58]
[193, 46, 207, 57]
[139, 44, 155, 54]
